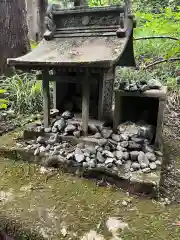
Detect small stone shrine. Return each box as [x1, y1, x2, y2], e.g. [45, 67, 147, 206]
[6, 1, 167, 194]
[7, 1, 136, 135]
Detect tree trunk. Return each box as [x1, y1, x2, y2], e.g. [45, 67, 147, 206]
[0, 0, 30, 74]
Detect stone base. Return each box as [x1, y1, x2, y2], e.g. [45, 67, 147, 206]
[0, 128, 161, 198]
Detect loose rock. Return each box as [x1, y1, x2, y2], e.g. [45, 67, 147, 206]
[128, 141, 141, 150]
[89, 124, 98, 134]
[115, 151, 123, 160]
[146, 152, 156, 162]
[97, 152, 105, 163]
[102, 150, 114, 158]
[98, 139, 108, 147]
[149, 162, 157, 170]
[94, 132, 102, 139]
[44, 127, 51, 133]
[75, 152, 85, 163]
[101, 128, 113, 139]
[131, 162, 140, 170]
[65, 124, 76, 133]
[130, 151, 139, 161]
[138, 151, 149, 168]
[111, 134, 121, 142]
[120, 141, 129, 148]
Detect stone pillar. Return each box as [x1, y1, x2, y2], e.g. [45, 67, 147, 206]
[98, 68, 115, 120]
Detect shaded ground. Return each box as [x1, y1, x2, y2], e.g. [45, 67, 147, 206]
[0, 157, 180, 240]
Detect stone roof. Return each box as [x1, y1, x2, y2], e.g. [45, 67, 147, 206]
[7, 35, 128, 69]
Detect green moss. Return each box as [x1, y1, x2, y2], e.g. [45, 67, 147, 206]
[0, 157, 180, 240]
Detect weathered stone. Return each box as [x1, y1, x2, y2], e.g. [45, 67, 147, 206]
[47, 135, 59, 145]
[77, 143, 85, 149]
[52, 126, 58, 133]
[124, 160, 132, 172]
[36, 136, 45, 144]
[39, 146, 46, 153]
[73, 131, 81, 138]
[97, 147, 103, 153]
[106, 163, 113, 168]
[147, 78, 162, 89]
[140, 162, 149, 169]
[149, 162, 157, 170]
[101, 128, 113, 139]
[115, 151, 123, 160]
[96, 152, 105, 163]
[85, 157, 91, 162]
[89, 124, 98, 134]
[131, 162, 140, 170]
[102, 150, 114, 158]
[83, 162, 89, 168]
[75, 152, 85, 163]
[116, 160, 122, 167]
[130, 151, 139, 161]
[131, 137, 144, 145]
[155, 151, 163, 157]
[51, 150, 59, 156]
[121, 134, 129, 141]
[146, 152, 156, 162]
[104, 145, 111, 151]
[88, 160, 96, 168]
[111, 134, 121, 142]
[54, 145, 62, 151]
[105, 158, 114, 165]
[34, 147, 40, 156]
[140, 84, 150, 92]
[74, 148, 82, 155]
[66, 152, 74, 160]
[50, 109, 59, 117]
[84, 152, 90, 157]
[61, 110, 73, 119]
[96, 163, 104, 169]
[65, 124, 76, 133]
[53, 118, 66, 132]
[155, 160, 162, 166]
[138, 151, 149, 167]
[142, 168, 151, 173]
[143, 144, 154, 153]
[98, 139, 108, 147]
[44, 127, 51, 133]
[128, 141, 141, 150]
[84, 146, 96, 155]
[116, 145, 126, 151]
[122, 152, 129, 160]
[120, 141, 128, 148]
[94, 132, 102, 139]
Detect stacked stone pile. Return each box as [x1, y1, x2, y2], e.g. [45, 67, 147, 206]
[24, 120, 162, 173]
[117, 79, 162, 92]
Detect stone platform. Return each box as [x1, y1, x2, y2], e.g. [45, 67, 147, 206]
[0, 123, 162, 197]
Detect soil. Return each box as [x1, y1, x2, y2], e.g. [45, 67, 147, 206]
[0, 113, 40, 136]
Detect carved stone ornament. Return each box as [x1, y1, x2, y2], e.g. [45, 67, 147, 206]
[44, 4, 56, 41]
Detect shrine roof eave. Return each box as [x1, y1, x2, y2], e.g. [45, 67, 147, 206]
[7, 59, 115, 70]
[7, 35, 129, 70]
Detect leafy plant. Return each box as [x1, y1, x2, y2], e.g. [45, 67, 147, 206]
[1, 73, 43, 114]
[0, 89, 8, 109]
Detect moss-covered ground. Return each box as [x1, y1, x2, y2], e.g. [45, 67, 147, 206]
[0, 155, 180, 240]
